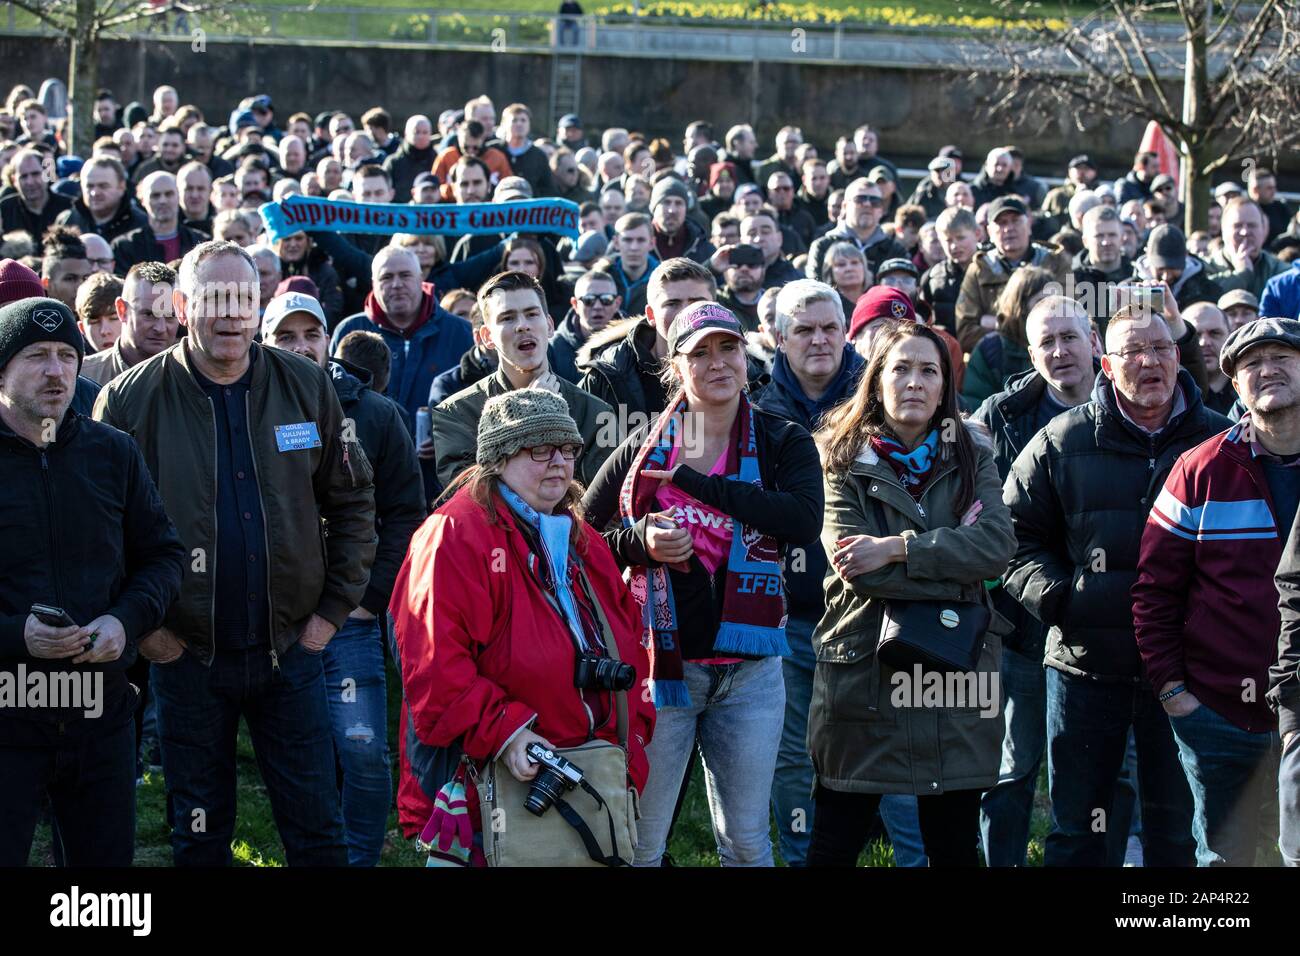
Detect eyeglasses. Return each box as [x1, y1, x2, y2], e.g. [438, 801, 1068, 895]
[1107, 343, 1178, 362]
[527, 443, 582, 462]
[579, 293, 617, 307]
[850, 195, 884, 206]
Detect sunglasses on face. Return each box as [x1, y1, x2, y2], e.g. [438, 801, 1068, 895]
[851, 195, 884, 206]
[579, 293, 617, 306]
[527, 443, 582, 462]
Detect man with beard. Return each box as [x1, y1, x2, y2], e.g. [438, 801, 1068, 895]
[1136, 318, 1300, 865]
[651, 177, 713, 265]
[716, 243, 767, 331]
[0, 296, 183, 866]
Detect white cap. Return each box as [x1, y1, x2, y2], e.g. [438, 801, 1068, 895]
[261, 291, 326, 340]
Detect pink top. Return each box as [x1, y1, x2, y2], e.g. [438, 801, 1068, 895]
[654, 442, 742, 665]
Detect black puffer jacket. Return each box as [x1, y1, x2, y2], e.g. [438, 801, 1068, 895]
[0, 410, 185, 743]
[1003, 368, 1230, 681]
[577, 318, 669, 427]
[582, 406, 823, 661]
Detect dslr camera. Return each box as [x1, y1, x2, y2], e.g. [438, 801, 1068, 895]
[574, 653, 636, 691]
[524, 742, 586, 816]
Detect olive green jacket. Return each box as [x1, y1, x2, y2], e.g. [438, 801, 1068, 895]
[810, 429, 1016, 795]
[94, 341, 377, 664]
[431, 368, 614, 489]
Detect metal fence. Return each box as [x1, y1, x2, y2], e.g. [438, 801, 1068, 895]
[0, 4, 1219, 71]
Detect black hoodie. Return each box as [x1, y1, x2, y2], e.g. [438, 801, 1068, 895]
[329, 360, 426, 612]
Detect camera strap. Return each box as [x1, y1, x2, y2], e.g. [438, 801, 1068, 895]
[553, 780, 630, 867]
[578, 567, 629, 750]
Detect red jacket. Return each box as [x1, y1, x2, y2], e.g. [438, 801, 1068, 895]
[389, 487, 654, 832]
[1132, 419, 1280, 732]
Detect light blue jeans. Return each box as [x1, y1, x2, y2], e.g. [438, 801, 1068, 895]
[321, 615, 392, 867]
[635, 656, 785, 867]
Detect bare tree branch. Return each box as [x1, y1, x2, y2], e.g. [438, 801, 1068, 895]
[1109, 0, 1178, 119]
[7, 0, 76, 31]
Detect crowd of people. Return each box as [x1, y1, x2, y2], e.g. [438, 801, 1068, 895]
[2, 75, 1300, 869]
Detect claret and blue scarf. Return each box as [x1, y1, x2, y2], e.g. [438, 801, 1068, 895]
[618, 392, 788, 708]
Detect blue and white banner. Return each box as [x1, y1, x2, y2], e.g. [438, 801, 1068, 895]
[258, 195, 581, 243]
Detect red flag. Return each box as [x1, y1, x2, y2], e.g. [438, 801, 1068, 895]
[1139, 121, 1180, 188]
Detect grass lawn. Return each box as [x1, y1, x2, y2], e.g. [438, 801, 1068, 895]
[28, 655, 1053, 867]
[8, 1, 1112, 42]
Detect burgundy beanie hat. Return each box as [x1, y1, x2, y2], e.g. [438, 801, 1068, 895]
[848, 286, 915, 341]
[0, 259, 47, 306]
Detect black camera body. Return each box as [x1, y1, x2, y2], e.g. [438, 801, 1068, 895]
[524, 742, 585, 816]
[574, 653, 636, 691]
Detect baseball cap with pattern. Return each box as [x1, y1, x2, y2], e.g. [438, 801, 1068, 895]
[261, 291, 326, 340]
[666, 301, 746, 355]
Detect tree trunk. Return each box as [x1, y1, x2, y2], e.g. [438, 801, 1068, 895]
[1180, 0, 1210, 233]
[1183, 140, 1211, 236]
[67, 0, 98, 157]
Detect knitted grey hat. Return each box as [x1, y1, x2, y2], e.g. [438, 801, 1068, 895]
[476, 388, 584, 466]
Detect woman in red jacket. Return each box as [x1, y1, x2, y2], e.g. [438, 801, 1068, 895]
[389, 387, 654, 854]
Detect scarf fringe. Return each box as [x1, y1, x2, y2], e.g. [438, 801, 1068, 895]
[651, 679, 692, 709]
[713, 622, 790, 658]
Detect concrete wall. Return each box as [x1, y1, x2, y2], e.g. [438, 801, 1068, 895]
[0, 34, 1268, 179]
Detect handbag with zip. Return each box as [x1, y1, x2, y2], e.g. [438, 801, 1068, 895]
[868, 495, 991, 674]
[474, 567, 638, 867]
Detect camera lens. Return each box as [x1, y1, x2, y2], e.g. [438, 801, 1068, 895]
[524, 766, 569, 817]
[600, 659, 636, 691]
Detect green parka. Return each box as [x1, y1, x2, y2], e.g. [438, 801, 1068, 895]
[809, 427, 1017, 795]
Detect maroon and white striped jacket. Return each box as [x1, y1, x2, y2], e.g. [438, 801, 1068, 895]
[1133, 417, 1281, 732]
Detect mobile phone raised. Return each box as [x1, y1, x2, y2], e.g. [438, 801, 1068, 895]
[30, 603, 77, 628]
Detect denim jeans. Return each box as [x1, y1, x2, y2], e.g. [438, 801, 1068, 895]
[635, 655, 785, 867]
[322, 616, 392, 866]
[151, 642, 347, 866]
[772, 614, 816, 865]
[1169, 701, 1280, 866]
[1043, 667, 1195, 867]
[980, 645, 1046, 866]
[0, 718, 136, 866]
[1281, 732, 1300, 867]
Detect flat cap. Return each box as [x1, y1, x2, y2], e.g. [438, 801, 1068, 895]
[1220, 317, 1300, 377]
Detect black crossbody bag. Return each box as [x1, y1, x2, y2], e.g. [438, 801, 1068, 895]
[868, 497, 990, 673]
